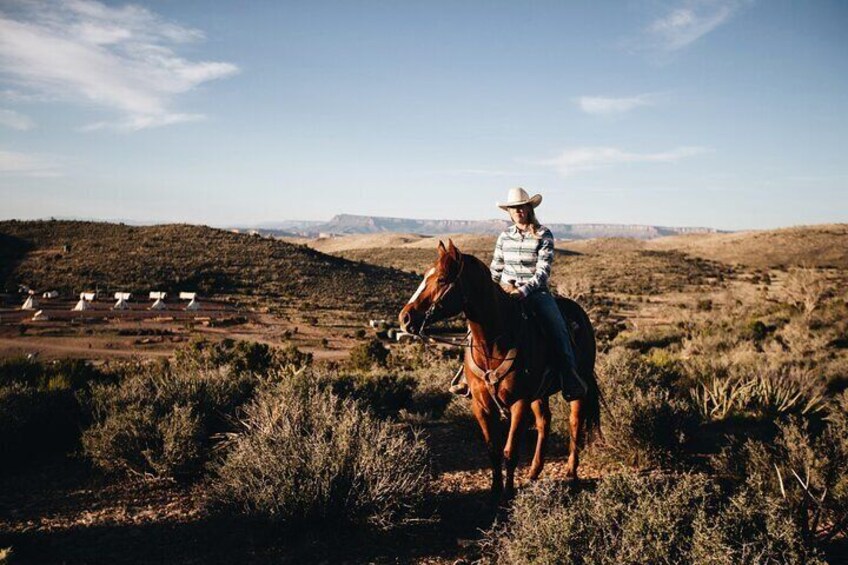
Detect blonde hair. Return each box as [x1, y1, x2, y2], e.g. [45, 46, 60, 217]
[526, 208, 543, 239]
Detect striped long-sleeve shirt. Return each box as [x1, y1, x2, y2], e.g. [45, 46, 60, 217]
[490, 225, 555, 298]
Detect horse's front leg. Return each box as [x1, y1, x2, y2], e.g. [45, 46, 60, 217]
[565, 398, 583, 480]
[472, 395, 503, 496]
[504, 398, 528, 497]
[528, 397, 551, 480]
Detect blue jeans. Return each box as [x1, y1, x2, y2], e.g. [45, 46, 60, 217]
[525, 290, 579, 376]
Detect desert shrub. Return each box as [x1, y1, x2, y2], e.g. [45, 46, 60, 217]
[484, 472, 717, 564]
[173, 337, 281, 374]
[82, 362, 261, 479]
[347, 338, 389, 370]
[0, 384, 81, 470]
[0, 357, 110, 391]
[0, 358, 111, 471]
[211, 377, 430, 528]
[593, 348, 699, 466]
[613, 326, 685, 353]
[274, 343, 313, 369]
[741, 319, 771, 342]
[778, 267, 831, 320]
[711, 405, 848, 548]
[690, 488, 826, 564]
[324, 372, 416, 418]
[483, 472, 823, 565]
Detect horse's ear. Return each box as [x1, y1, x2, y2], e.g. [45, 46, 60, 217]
[437, 240, 447, 256]
[447, 239, 460, 259]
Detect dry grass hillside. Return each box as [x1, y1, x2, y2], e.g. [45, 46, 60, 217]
[305, 226, 847, 296]
[0, 220, 418, 316]
[301, 232, 731, 295]
[645, 224, 848, 269]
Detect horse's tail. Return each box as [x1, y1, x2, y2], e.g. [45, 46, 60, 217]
[583, 370, 603, 445]
[559, 296, 602, 445]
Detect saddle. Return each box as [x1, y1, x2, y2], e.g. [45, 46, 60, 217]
[462, 298, 582, 418]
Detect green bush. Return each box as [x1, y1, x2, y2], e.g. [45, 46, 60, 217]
[173, 338, 280, 374]
[347, 338, 389, 371]
[593, 348, 699, 467]
[211, 376, 430, 527]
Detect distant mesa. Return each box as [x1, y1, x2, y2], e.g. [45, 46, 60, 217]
[234, 214, 723, 240]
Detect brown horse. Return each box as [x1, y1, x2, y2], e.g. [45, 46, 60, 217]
[399, 240, 601, 496]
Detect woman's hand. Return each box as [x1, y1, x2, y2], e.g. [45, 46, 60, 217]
[501, 282, 522, 298]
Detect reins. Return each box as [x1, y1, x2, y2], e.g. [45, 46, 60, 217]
[415, 253, 518, 419]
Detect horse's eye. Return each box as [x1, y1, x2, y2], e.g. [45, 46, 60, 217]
[437, 278, 447, 284]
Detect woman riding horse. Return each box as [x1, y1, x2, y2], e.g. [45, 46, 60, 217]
[398, 187, 600, 496]
[452, 187, 588, 400]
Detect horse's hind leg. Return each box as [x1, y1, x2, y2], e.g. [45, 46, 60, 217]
[565, 399, 583, 480]
[504, 399, 528, 496]
[472, 398, 503, 496]
[528, 398, 551, 480]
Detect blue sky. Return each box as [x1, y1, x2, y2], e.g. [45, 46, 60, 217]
[0, 0, 846, 230]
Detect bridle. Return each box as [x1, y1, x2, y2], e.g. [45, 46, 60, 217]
[415, 255, 513, 360]
[419, 254, 467, 344]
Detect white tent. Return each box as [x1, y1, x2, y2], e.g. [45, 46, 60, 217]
[81, 292, 96, 301]
[32, 309, 49, 321]
[21, 296, 38, 310]
[149, 291, 167, 311]
[73, 298, 90, 311]
[113, 292, 131, 310]
[42, 290, 59, 299]
[180, 292, 200, 311]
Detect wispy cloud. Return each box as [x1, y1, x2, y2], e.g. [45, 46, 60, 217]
[0, 148, 61, 176]
[538, 146, 708, 177]
[576, 93, 660, 116]
[646, 0, 750, 51]
[0, 108, 34, 130]
[0, 0, 239, 131]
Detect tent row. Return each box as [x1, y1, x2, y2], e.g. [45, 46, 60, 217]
[21, 291, 202, 312]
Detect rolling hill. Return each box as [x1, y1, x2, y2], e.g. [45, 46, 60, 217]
[0, 220, 419, 316]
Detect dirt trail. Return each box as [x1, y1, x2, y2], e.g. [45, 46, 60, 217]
[0, 337, 173, 359]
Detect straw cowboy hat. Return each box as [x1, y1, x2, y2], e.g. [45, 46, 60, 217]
[497, 187, 543, 210]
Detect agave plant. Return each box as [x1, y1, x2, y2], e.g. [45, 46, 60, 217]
[748, 372, 827, 418]
[690, 376, 755, 421]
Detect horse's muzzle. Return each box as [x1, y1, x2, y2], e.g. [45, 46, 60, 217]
[399, 308, 421, 335]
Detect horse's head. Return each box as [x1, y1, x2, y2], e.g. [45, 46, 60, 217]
[399, 239, 466, 336]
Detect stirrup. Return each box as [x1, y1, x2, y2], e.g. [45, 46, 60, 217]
[449, 382, 469, 396]
[449, 365, 469, 396]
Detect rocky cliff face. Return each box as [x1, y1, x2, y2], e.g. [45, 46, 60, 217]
[293, 214, 721, 240]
